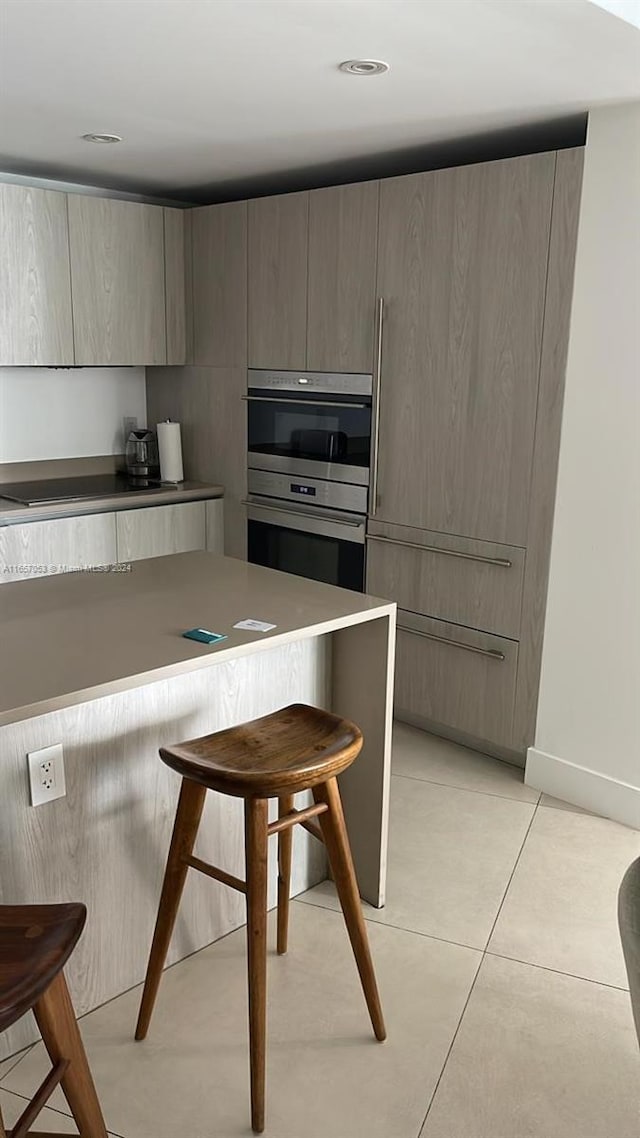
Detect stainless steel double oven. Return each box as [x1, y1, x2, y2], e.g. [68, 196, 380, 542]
[245, 370, 372, 591]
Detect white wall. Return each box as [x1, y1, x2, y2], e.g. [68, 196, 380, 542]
[0, 367, 146, 462]
[526, 103, 640, 829]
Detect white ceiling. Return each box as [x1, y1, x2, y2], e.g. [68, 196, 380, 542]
[0, 0, 639, 201]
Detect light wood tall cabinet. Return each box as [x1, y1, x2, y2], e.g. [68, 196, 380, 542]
[248, 191, 308, 369]
[0, 184, 74, 365]
[374, 153, 556, 544]
[68, 195, 167, 365]
[306, 181, 379, 373]
[367, 149, 584, 760]
[192, 201, 247, 366]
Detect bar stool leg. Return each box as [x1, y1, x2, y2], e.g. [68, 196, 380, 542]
[313, 777, 387, 1042]
[135, 777, 207, 1040]
[33, 969, 108, 1138]
[244, 797, 269, 1134]
[276, 794, 294, 955]
[0, 1101, 6, 1138]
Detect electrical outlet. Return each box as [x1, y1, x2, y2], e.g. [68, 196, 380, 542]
[27, 744, 66, 807]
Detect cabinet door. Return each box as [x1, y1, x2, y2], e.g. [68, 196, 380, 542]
[375, 153, 555, 545]
[395, 610, 518, 751]
[192, 202, 247, 366]
[306, 182, 379, 373]
[0, 514, 117, 583]
[366, 525, 525, 640]
[68, 195, 166, 365]
[248, 191, 308, 369]
[115, 502, 206, 562]
[0, 184, 74, 365]
[164, 208, 187, 365]
[205, 499, 224, 553]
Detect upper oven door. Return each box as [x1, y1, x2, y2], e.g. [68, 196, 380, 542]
[246, 370, 372, 486]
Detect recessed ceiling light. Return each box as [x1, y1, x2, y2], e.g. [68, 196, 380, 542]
[339, 60, 389, 76]
[81, 133, 123, 144]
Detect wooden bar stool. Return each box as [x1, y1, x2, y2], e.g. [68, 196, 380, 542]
[135, 703, 386, 1134]
[0, 903, 107, 1138]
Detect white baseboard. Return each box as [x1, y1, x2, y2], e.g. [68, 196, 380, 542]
[526, 747, 640, 830]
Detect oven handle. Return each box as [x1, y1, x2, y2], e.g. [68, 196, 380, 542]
[241, 498, 364, 528]
[370, 296, 384, 516]
[242, 395, 370, 410]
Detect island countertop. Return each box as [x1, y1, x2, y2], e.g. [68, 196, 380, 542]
[0, 550, 395, 727]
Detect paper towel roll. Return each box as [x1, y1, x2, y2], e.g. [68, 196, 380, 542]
[157, 420, 184, 483]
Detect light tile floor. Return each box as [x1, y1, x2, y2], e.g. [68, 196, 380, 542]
[2, 720, 639, 1137]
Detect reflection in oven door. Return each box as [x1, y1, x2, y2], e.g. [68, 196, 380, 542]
[246, 501, 366, 592]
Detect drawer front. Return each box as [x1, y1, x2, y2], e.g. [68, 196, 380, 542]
[0, 514, 117, 583]
[116, 502, 206, 562]
[394, 610, 518, 750]
[366, 525, 524, 639]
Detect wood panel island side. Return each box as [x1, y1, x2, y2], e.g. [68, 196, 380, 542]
[0, 551, 395, 1057]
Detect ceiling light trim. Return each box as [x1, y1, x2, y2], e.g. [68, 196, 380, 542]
[81, 133, 123, 144]
[338, 60, 390, 76]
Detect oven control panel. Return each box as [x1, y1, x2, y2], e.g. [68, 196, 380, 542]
[248, 370, 372, 397]
[247, 469, 368, 515]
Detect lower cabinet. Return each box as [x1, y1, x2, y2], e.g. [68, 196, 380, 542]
[0, 498, 224, 582]
[0, 513, 117, 583]
[204, 499, 224, 553]
[394, 610, 518, 751]
[115, 501, 207, 562]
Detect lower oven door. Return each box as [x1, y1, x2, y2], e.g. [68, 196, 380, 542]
[245, 497, 366, 592]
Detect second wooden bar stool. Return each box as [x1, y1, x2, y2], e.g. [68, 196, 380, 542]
[135, 703, 386, 1133]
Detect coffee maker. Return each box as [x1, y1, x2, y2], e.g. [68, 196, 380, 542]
[125, 429, 160, 484]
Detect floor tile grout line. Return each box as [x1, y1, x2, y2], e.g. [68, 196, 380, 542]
[292, 896, 483, 955]
[0, 1085, 126, 1137]
[0, 1046, 34, 1086]
[414, 950, 485, 1138]
[482, 800, 540, 952]
[416, 802, 541, 1135]
[485, 949, 631, 992]
[392, 769, 541, 807]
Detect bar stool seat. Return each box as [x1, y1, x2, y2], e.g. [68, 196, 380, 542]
[0, 903, 108, 1138]
[0, 904, 85, 1034]
[160, 702, 363, 796]
[136, 703, 386, 1134]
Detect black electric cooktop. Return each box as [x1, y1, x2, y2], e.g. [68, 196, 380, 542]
[0, 474, 164, 507]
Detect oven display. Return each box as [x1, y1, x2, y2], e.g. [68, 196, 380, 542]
[290, 483, 316, 497]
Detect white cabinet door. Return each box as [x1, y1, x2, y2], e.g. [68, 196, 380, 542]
[0, 514, 117, 583]
[115, 502, 206, 562]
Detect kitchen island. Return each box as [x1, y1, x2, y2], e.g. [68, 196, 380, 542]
[0, 551, 395, 1057]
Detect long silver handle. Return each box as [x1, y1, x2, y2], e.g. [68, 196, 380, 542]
[241, 498, 363, 528]
[370, 297, 384, 516]
[242, 395, 369, 410]
[397, 623, 505, 661]
[367, 533, 512, 568]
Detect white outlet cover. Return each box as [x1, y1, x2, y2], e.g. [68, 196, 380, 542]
[27, 743, 66, 807]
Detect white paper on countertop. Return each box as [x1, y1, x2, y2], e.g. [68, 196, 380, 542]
[233, 618, 277, 632]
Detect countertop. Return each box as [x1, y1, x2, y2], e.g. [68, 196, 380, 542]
[0, 481, 224, 526]
[0, 551, 395, 726]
